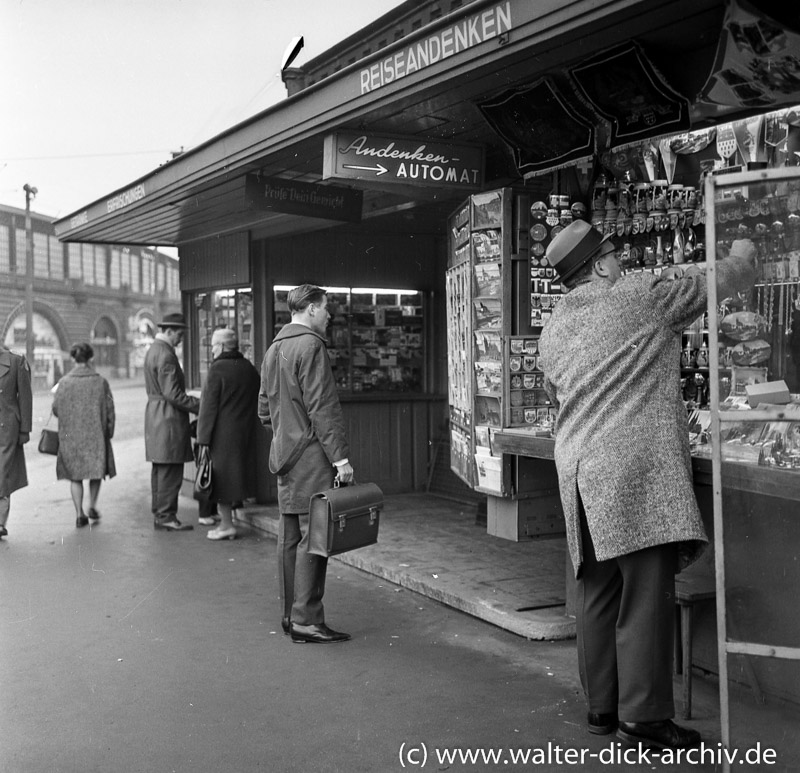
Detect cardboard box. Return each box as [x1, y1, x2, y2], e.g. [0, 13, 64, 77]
[486, 494, 565, 541]
[745, 379, 791, 408]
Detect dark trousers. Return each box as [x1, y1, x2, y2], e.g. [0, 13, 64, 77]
[576, 499, 677, 722]
[151, 463, 185, 523]
[278, 513, 328, 626]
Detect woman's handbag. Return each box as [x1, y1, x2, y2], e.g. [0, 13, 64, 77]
[194, 445, 213, 496]
[308, 479, 383, 557]
[38, 410, 59, 455]
[38, 428, 60, 455]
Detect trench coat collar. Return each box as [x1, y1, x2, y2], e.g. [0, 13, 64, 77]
[273, 322, 327, 345]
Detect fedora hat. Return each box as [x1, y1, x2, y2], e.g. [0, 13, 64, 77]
[546, 220, 613, 282]
[158, 312, 188, 329]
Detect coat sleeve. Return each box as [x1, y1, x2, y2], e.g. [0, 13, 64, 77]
[257, 354, 272, 429]
[105, 381, 116, 440]
[649, 254, 756, 333]
[17, 356, 33, 433]
[196, 366, 221, 445]
[158, 355, 199, 414]
[298, 342, 349, 464]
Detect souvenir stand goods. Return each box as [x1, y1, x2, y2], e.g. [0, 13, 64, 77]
[445, 187, 566, 539]
[706, 166, 800, 765]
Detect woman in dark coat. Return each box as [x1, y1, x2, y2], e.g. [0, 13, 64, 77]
[53, 343, 116, 527]
[196, 328, 261, 540]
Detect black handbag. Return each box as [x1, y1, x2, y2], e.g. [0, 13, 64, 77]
[38, 428, 59, 455]
[194, 445, 212, 496]
[308, 480, 383, 557]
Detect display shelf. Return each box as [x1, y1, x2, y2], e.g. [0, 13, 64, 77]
[274, 286, 424, 395]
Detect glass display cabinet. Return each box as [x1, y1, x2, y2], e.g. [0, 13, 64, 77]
[273, 285, 425, 395]
[705, 166, 800, 768]
[196, 287, 254, 385]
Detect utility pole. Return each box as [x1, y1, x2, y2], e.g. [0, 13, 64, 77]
[23, 184, 38, 367]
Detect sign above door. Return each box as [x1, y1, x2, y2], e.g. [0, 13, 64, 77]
[323, 132, 485, 190]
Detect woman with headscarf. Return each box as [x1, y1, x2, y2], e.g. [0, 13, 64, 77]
[196, 328, 261, 540]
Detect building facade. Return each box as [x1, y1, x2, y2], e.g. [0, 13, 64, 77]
[0, 203, 180, 389]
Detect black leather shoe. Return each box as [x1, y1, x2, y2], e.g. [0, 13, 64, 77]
[290, 623, 351, 643]
[154, 519, 193, 532]
[0, 524, 7, 538]
[617, 720, 701, 749]
[88, 508, 100, 521]
[588, 712, 618, 735]
[76, 514, 89, 528]
[281, 617, 291, 635]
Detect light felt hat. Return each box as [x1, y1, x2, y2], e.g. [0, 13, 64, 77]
[546, 220, 613, 282]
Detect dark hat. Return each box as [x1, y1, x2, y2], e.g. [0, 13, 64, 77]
[546, 220, 613, 282]
[158, 312, 188, 329]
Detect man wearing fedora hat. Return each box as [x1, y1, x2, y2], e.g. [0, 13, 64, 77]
[538, 220, 757, 750]
[144, 312, 199, 531]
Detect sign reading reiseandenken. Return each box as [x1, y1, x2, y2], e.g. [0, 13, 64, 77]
[323, 132, 485, 189]
[245, 175, 363, 222]
[359, 1, 512, 95]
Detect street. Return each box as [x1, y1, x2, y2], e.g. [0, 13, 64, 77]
[0, 382, 790, 772]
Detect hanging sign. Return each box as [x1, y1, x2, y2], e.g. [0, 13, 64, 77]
[570, 42, 690, 145]
[699, 0, 800, 109]
[478, 79, 595, 175]
[245, 175, 363, 222]
[323, 132, 485, 189]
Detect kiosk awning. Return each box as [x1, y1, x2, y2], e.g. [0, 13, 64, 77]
[54, 0, 777, 247]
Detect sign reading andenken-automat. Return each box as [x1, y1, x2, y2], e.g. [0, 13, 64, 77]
[323, 132, 484, 189]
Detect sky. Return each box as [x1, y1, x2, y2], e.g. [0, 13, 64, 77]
[0, 0, 405, 233]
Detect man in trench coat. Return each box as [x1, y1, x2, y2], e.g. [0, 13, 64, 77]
[538, 221, 756, 750]
[0, 344, 32, 538]
[258, 284, 354, 644]
[144, 313, 199, 531]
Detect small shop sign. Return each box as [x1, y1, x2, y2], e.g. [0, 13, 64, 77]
[245, 175, 363, 222]
[323, 132, 485, 189]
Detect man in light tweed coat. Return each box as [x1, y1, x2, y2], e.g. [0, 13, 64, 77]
[538, 220, 756, 750]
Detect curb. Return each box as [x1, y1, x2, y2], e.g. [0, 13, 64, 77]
[235, 507, 576, 642]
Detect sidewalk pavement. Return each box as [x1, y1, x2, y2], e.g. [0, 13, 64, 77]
[235, 493, 575, 642]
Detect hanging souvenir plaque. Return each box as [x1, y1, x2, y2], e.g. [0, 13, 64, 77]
[477, 78, 595, 175]
[698, 0, 800, 109]
[569, 42, 690, 145]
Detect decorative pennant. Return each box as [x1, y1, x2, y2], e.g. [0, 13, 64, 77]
[716, 123, 738, 162]
[641, 142, 660, 181]
[659, 138, 678, 184]
[669, 128, 716, 155]
[698, 0, 800, 108]
[477, 79, 595, 175]
[569, 42, 690, 145]
[732, 114, 767, 163]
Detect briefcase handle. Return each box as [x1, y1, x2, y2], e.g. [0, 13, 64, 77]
[333, 476, 357, 488]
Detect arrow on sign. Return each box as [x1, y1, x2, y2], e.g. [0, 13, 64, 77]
[342, 163, 388, 176]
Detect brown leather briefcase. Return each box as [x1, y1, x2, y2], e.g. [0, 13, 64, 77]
[308, 481, 383, 557]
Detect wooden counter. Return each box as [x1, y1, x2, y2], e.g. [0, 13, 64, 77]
[492, 428, 800, 501]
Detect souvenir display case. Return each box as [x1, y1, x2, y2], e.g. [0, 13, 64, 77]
[446, 188, 567, 536]
[705, 167, 800, 769]
[446, 189, 512, 492]
[273, 285, 425, 395]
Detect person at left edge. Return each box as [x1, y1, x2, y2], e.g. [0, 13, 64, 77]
[0, 343, 32, 539]
[144, 313, 199, 531]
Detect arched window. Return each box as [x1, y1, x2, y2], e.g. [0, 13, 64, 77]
[91, 316, 118, 368]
